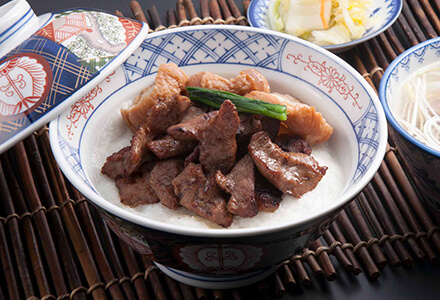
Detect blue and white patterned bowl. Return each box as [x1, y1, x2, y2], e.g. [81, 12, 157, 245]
[50, 25, 387, 289]
[380, 37, 440, 210]
[248, 0, 402, 52]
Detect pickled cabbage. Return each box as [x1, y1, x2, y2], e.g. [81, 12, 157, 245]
[268, 0, 373, 46]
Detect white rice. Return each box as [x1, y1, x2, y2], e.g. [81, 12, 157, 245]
[90, 108, 344, 229]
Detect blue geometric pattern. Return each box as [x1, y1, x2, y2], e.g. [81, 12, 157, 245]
[58, 131, 93, 189]
[247, 0, 402, 50]
[352, 101, 380, 184]
[385, 40, 440, 98]
[123, 30, 286, 84]
[59, 27, 382, 192]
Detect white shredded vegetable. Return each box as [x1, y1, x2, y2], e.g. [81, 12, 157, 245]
[268, 0, 372, 45]
[394, 62, 440, 151]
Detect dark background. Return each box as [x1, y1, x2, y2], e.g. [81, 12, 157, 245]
[1, 0, 440, 298]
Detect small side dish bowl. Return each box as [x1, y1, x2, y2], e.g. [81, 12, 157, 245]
[50, 25, 387, 289]
[380, 37, 440, 210]
[247, 0, 402, 52]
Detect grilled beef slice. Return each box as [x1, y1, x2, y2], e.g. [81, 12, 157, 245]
[248, 131, 327, 198]
[236, 114, 262, 145]
[172, 163, 233, 227]
[128, 94, 190, 174]
[215, 154, 257, 218]
[255, 171, 283, 212]
[167, 111, 219, 141]
[184, 145, 200, 167]
[275, 134, 312, 155]
[197, 100, 240, 175]
[148, 135, 197, 160]
[101, 146, 154, 179]
[115, 162, 159, 207]
[150, 158, 184, 210]
[260, 116, 280, 140]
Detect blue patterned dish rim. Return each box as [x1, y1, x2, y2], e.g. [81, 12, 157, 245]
[50, 25, 388, 237]
[379, 36, 440, 158]
[247, 0, 402, 51]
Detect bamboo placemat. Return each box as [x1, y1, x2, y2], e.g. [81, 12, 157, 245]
[1, 0, 440, 299]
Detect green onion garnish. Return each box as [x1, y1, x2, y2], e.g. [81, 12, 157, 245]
[186, 87, 288, 121]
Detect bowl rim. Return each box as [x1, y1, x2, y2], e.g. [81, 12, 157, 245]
[50, 24, 388, 238]
[246, 0, 403, 51]
[379, 36, 440, 159]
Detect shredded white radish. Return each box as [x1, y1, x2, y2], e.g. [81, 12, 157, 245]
[394, 63, 440, 151]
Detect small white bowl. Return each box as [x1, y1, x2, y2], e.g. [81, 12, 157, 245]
[247, 0, 402, 52]
[380, 37, 440, 209]
[50, 25, 387, 289]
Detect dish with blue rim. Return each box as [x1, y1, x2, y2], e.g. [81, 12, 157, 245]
[247, 0, 402, 52]
[49, 25, 387, 289]
[379, 36, 440, 209]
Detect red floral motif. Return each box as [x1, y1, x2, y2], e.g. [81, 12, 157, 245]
[119, 18, 143, 45]
[66, 86, 100, 139]
[286, 54, 362, 109]
[66, 71, 115, 139]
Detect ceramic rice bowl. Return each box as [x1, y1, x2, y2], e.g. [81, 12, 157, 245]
[50, 25, 387, 289]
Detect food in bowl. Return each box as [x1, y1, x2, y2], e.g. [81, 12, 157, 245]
[268, 0, 373, 46]
[93, 63, 344, 228]
[392, 61, 440, 151]
[380, 36, 440, 209]
[51, 26, 387, 288]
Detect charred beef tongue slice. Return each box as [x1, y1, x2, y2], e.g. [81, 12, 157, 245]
[101, 146, 131, 179]
[248, 131, 327, 198]
[215, 154, 257, 218]
[150, 158, 184, 210]
[259, 116, 280, 140]
[115, 162, 159, 207]
[172, 163, 233, 227]
[236, 114, 262, 145]
[184, 145, 200, 167]
[255, 171, 283, 212]
[197, 100, 240, 175]
[275, 134, 312, 155]
[128, 94, 190, 174]
[147, 135, 197, 160]
[101, 146, 154, 179]
[167, 110, 219, 141]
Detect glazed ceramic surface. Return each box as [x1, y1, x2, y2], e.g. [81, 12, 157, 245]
[50, 25, 387, 288]
[380, 37, 440, 209]
[247, 0, 402, 52]
[0, 0, 149, 153]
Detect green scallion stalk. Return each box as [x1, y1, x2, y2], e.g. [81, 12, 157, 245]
[187, 87, 288, 121]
